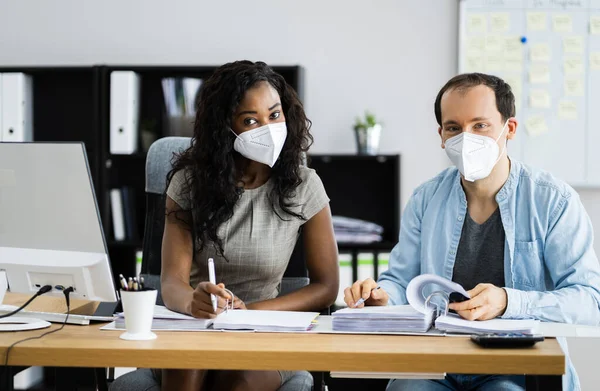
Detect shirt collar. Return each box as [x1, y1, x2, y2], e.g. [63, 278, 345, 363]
[495, 158, 518, 203]
[452, 158, 519, 204]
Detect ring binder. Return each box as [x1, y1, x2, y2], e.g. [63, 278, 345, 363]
[223, 288, 236, 313]
[424, 291, 449, 319]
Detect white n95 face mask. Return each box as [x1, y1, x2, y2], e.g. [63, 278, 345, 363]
[444, 119, 509, 182]
[231, 122, 287, 167]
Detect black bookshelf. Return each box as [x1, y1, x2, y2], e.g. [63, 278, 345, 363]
[308, 154, 400, 281]
[0, 66, 103, 190]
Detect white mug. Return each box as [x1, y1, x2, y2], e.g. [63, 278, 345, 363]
[119, 289, 157, 341]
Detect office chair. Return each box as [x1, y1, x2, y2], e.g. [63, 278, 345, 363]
[107, 137, 325, 391]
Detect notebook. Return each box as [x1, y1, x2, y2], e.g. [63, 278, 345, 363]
[332, 274, 539, 335]
[212, 309, 319, 332]
[113, 305, 213, 331]
[107, 306, 318, 332]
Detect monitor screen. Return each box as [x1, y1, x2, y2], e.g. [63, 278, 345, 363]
[0, 142, 115, 302]
[0, 142, 106, 254]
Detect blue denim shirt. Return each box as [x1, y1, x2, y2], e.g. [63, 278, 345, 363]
[378, 160, 600, 391]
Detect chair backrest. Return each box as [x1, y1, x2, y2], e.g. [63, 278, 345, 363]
[141, 137, 309, 303]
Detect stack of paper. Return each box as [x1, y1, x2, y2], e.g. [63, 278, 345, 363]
[115, 305, 213, 331]
[332, 305, 433, 333]
[111, 307, 318, 332]
[332, 215, 383, 243]
[212, 310, 319, 332]
[435, 314, 539, 334]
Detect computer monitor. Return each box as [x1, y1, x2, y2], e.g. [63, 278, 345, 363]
[0, 142, 117, 303]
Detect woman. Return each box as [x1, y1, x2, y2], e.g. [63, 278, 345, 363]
[161, 60, 339, 391]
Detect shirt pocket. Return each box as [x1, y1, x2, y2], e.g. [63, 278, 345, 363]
[513, 239, 545, 289]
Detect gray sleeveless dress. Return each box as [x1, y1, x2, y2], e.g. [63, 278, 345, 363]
[166, 165, 329, 386]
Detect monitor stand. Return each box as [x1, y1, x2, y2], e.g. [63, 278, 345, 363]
[0, 271, 51, 331]
[0, 317, 51, 331]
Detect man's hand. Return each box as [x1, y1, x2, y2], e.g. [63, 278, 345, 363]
[448, 283, 507, 321]
[343, 278, 389, 307]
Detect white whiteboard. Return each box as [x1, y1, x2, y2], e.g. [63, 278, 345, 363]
[459, 0, 600, 187]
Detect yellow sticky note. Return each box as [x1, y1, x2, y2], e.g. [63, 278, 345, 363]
[490, 13, 510, 33]
[485, 53, 504, 71]
[529, 90, 552, 109]
[527, 12, 547, 31]
[525, 115, 549, 137]
[529, 64, 551, 84]
[505, 36, 523, 60]
[530, 43, 551, 62]
[465, 55, 485, 72]
[468, 14, 488, 34]
[564, 78, 585, 96]
[505, 57, 523, 72]
[591, 52, 600, 70]
[564, 57, 584, 75]
[558, 100, 578, 120]
[467, 36, 486, 53]
[591, 15, 600, 35]
[563, 36, 584, 54]
[486, 35, 504, 52]
[553, 14, 573, 33]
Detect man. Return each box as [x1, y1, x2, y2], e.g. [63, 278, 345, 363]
[344, 73, 600, 391]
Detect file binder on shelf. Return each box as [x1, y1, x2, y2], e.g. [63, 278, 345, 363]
[110, 188, 126, 241]
[0, 74, 2, 142]
[110, 71, 140, 154]
[0, 73, 33, 142]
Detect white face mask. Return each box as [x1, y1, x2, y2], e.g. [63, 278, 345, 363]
[444, 119, 509, 182]
[231, 122, 287, 167]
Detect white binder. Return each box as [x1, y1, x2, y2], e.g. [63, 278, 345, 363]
[110, 188, 126, 241]
[110, 71, 140, 154]
[0, 74, 2, 142]
[0, 73, 33, 142]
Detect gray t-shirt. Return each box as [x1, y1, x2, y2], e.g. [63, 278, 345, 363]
[166, 166, 329, 304]
[452, 208, 505, 291]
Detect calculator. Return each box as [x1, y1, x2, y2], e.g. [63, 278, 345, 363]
[470, 333, 545, 348]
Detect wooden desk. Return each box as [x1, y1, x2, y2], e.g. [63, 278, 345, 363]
[0, 323, 564, 372]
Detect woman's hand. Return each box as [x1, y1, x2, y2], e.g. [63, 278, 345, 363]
[190, 282, 232, 318]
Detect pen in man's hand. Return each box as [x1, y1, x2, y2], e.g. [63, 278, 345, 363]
[353, 286, 381, 308]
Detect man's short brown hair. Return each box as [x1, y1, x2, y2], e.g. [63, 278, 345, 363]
[434, 73, 516, 126]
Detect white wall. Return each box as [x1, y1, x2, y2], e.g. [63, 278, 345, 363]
[0, 0, 453, 209]
[1, 0, 599, 389]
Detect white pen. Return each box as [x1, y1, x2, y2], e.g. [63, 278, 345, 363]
[353, 286, 381, 308]
[208, 258, 218, 312]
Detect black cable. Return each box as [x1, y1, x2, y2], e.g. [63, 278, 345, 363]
[0, 285, 52, 319]
[3, 287, 73, 390]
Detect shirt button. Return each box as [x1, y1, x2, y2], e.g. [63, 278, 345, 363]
[457, 216, 463, 221]
[450, 250, 456, 255]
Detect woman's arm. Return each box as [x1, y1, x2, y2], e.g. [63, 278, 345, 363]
[161, 196, 232, 317]
[160, 196, 196, 315]
[248, 204, 339, 311]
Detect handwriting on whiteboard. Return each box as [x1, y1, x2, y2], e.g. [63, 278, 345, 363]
[533, 0, 584, 8]
[484, 0, 506, 6]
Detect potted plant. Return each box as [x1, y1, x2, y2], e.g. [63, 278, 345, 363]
[353, 111, 382, 155]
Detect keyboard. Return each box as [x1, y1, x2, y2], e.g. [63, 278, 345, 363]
[0, 303, 117, 326]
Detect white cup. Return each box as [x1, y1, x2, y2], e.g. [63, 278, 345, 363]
[119, 289, 158, 341]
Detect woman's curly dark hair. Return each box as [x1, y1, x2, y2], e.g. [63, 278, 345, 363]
[166, 60, 313, 256]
